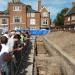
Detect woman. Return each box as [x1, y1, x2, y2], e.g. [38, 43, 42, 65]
[0, 36, 10, 75]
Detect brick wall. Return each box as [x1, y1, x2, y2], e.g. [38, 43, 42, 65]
[8, 3, 27, 30]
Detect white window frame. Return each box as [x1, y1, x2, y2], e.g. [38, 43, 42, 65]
[43, 12, 48, 17]
[42, 19, 48, 25]
[13, 6, 21, 11]
[31, 13, 35, 17]
[27, 13, 31, 17]
[30, 19, 36, 25]
[67, 17, 70, 21]
[13, 16, 22, 24]
[72, 16, 75, 20]
[2, 18, 7, 24]
[30, 27, 36, 29]
[14, 27, 21, 30]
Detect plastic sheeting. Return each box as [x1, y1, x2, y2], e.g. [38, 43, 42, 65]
[16, 29, 51, 35]
[30, 29, 50, 35]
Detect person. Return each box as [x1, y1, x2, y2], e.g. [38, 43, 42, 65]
[3, 32, 9, 39]
[0, 36, 10, 75]
[0, 71, 2, 75]
[7, 31, 15, 52]
[20, 33, 25, 44]
[0, 44, 2, 75]
[25, 31, 30, 46]
[20, 32, 28, 45]
[13, 34, 23, 65]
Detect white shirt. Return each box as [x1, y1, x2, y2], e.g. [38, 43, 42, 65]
[3, 34, 9, 39]
[0, 44, 9, 70]
[0, 44, 9, 56]
[7, 36, 15, 52]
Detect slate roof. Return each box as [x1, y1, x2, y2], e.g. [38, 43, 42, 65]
[65, 6, 75, 16]
[26, 5, 38, 13]
[0, 10, 8, 14]
[0, 4, 38, 15]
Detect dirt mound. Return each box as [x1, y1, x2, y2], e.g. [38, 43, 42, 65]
[45, 31, 75, 59]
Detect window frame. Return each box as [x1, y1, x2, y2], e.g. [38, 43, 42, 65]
[13, 6, 21, 11]
[41, 19, 48, 25]
[71, 16, 75, 20]
[27, 13, 31, 17]
[42, 12, 48, 17]
[31, 13, 35, 17]
[67, 17, 70, 21]
[2, 18, 7, 24]
[13, 16, 22, 24]
[30, 19, 36, 25]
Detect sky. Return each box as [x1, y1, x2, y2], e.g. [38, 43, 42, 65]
[0, 0, 75, 21]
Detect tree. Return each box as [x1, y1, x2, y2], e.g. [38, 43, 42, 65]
[53, 8, 69, 26]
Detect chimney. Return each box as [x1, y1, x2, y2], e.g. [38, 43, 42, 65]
[38, 0, 42, 11]
[9, 0, 12, 2]
[72, 2, 75, 6]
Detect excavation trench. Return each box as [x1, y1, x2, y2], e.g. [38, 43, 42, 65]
[33, 35, 75, 75]
[34, 36, 65, 75]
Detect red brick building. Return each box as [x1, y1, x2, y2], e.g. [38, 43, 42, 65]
[64, 2, 75, 30]
[0, 0, 51, 32]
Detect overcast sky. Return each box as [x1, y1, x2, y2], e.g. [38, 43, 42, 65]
[0, 0, 75, 21]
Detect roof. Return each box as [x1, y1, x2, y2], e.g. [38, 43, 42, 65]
[10, 0, 24, 5]
[65, 5, 75, 16]
[26, 5, 38, 13]
[9, 2, 26, 6]
[40, 6, 48, 12]
[0, 10, 8, 15]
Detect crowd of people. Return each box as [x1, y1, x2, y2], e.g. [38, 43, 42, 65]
[0, 30, 31, 75]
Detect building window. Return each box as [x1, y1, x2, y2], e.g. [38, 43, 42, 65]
[2, 18, 7, 24]
[31, 13, 35, 17]
[13, 16, 22, 23]
[27, 13, 30, 17]
[43, 12, 48, 17]
[14, 27, 21, 30]
[42, 19, 48, 25]
[13, 6, 20, 11]
[72, 16, 75, 20]
[27, 13, 35, 18]
[30, 19, 36, 25]
[30, 27, 36, 29]
[67, 17, 70, 21]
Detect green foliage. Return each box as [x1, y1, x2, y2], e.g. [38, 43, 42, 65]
[53, 8, 69, 26]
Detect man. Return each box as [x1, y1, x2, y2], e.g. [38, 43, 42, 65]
[7, 31, 16, 52]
